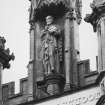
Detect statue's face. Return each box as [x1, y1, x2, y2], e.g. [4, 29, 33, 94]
[46, 16, 53, 25]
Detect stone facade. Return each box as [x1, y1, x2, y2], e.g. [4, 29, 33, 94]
[85, 0, 105, 73]
[0, 36, 14, 105]
[1, 0, 105, 105]
[1, 60, 100, 105]
[85, 0, 105, 104]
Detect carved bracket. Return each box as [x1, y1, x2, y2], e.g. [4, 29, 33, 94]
[38, 0, 68, 8]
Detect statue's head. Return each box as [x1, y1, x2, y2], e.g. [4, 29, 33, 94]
[46, 16, 54, 25]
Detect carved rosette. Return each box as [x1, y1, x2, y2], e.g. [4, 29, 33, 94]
[84, 1, 105, 32]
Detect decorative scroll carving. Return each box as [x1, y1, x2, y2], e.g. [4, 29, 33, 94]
[65, 0, 82, 24]
[40, 16, 62, 76]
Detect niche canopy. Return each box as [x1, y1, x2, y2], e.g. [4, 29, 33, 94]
[33, 0, 69, 21]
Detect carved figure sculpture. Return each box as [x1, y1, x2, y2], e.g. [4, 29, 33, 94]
[40, 16, 62, 75]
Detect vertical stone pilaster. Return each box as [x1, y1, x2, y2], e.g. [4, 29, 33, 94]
[97, 17, 105, 72]
[84, 0, 105, 73]
[27, 24, 37, 101]
[64, 8, 79, 89]
[64, 14, 71, 90]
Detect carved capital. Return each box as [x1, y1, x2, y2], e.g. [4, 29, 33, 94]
[65, 8, 76, 20]
[75, 0, 82, 24]
[30, 0, 69, 22]
[30, 22, 35, 31]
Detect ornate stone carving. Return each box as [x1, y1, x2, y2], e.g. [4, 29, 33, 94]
[0, 36, 15, 69]
[65, 0, 82, 24]
[92, 0, 105, 7]
[40, 16, 62, 76]
[65, 8, 76, 20]
[37, 0, 68, 8]
[84, 0, 105, 32]
[75, 0, 82, 24]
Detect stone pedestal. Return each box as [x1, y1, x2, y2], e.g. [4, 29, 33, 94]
[44, 74, 65, 95]
[27, 23, 37, 101]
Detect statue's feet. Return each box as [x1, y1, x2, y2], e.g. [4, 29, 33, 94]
[51, 67, 55, 73]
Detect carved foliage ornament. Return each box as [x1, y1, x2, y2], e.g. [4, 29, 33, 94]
[65, 8, 76, 20]
[84, 0, 105, 32]
[0, 36, 15, 69]
[38, 0, 68, 8]
[75, 0, 82, 24]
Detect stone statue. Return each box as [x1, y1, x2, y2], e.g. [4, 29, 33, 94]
[40, 16, 62, 76]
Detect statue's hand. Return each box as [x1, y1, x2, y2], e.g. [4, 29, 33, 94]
[48, 26, 57, 32]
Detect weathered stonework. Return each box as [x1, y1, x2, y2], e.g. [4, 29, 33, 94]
[85, 0, 105, 73]
[28, 0, 82, 99]
[0, 36, 14, 105]
[2, 0, 105, 105]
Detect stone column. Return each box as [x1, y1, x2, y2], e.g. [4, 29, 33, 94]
[64, 12, 72, 90]
[64, 8, 79, 90]
[97, 16, 105, 72]
[0, 63, 3, 105]
[27, 23, 37, 101]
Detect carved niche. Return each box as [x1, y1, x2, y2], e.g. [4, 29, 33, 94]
[29, 0, 69, 22]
